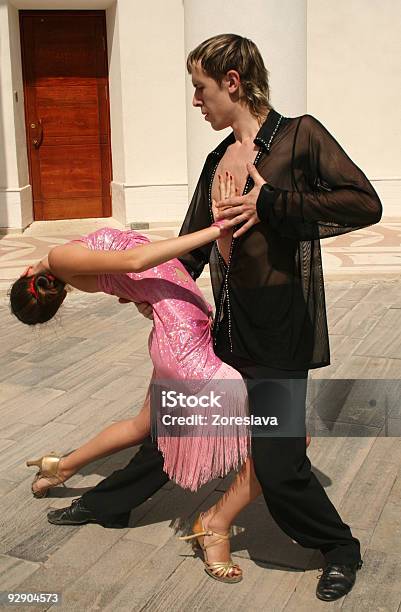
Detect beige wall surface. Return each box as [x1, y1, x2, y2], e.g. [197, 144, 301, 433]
[0, 3, 20, 189]
[106, 2, 124, 186]
[118, 0, 187, 187]
[117, 0, 188, 223]
[1, 0, 399, 229]
[7, 3, 29, 188]
[0, 3, 33, 229]
[307, 0, 401, 181]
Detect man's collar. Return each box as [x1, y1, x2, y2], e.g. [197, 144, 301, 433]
[254, 109, 283, 152]
[210, 109, 283, 157]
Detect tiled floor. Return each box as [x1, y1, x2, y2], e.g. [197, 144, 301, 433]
[321, 218, 401, 277]
[1, 218, 400, 296]
[1, 217, 400, 611]
[0, 279, 400, 610]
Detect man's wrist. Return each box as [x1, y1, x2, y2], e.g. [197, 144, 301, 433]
[256, 183, 278, 223]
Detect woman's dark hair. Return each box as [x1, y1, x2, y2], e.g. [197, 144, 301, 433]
[9, 273, 67, 325]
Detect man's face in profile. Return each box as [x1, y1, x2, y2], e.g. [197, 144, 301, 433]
[191, 62, 234, 131]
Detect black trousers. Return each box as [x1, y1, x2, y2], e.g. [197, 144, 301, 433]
[83, 339, 360, 564]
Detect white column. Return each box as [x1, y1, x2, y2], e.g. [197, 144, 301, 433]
[115, 0, 188, 225]
[0, 2, 32, 232]
[184, 0, 307, 198]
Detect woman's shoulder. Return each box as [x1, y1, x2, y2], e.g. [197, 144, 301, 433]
[80, 227, 150, 251]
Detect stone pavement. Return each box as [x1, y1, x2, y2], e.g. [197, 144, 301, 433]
[1, 216, 401, 295]
[0, 220, 401, 611]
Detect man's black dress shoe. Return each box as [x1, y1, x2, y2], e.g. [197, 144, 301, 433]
[316, 561, 363, 601]
[47, 498, 98, 526]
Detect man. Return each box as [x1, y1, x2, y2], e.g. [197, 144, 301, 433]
[48, 34, 382, 601]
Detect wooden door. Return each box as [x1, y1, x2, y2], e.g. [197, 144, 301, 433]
[20, 10, 112, 221]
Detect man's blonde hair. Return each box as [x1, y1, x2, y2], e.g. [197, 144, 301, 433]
[187, 33, 272, 120]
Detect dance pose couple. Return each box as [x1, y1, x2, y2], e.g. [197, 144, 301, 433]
[11, 34, 382, 600]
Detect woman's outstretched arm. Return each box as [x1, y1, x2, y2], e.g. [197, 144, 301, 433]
[46, 176, 236, 280]
[47, 217, 231, 280]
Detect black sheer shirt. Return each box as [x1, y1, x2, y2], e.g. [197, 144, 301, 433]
[178, 109, 382, 370]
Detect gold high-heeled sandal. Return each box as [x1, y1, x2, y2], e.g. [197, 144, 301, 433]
[26, 452, 65, 498]
[179, 514, 243, 583]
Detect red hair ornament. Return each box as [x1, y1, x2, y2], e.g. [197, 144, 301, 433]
[28, 276, 38, 299]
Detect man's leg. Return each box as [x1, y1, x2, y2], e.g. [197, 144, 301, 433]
[48, 437, 168, 527]
[253, 435, 361, 563]
[83, 437, 168, 522]
[248, 376, 362, 602]
[246, 370, 361, 564]
[214, 338, 361, 599]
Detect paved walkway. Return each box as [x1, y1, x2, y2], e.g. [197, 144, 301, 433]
[0, 219, 401, 611]
[1, 217, 401, 295]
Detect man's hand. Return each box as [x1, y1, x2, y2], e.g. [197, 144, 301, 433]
[118, 298, 154, 320]
[215, 163, 266, 238]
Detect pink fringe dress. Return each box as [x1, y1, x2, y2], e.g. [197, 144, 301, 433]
[70, 228, 249, 490]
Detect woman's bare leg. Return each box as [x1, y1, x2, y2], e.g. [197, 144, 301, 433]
[32, 397, 151, 495]
[197, 459, 260, 571]
[205, 458, 262, 529]
[198, 435, 311, 572]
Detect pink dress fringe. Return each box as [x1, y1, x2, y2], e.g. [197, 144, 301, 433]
[157, 362, 249, 491]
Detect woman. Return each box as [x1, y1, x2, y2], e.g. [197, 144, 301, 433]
[10, 177, 244, 582]
[10, 175, 260, 583]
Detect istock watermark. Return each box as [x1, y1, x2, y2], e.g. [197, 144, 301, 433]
[161, 389, 223, 409]
[160, 413, 279, 427]
[151, 377, 295, 438]
[150, 378, 401, 439]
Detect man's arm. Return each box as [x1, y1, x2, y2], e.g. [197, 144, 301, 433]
[255, 114, 382, 240]
[216, 115, 382, 241]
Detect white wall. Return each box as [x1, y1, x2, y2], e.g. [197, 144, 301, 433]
[0, 3, 18, 189]
[7, 3, 29, 188]
[116, 0, 188, 223]
[117, 0, 187, 186]
[105, 2, 126, 223]
[307, 0, 401, 216]
[0, 2, 33, 229]
[1, 0, 399, 230]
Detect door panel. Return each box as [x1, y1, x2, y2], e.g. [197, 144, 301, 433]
[36, 87, 100, 137]
[20, 10, 112, 221]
